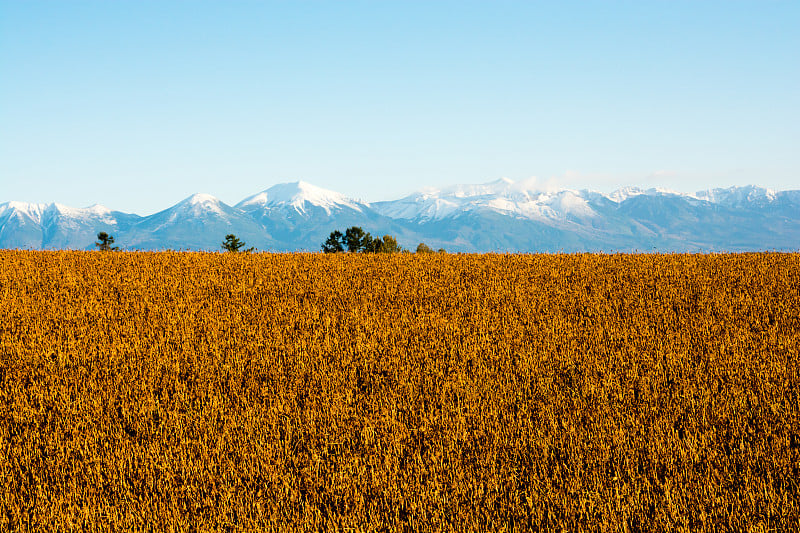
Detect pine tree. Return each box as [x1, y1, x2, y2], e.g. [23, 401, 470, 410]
[322, 230, 345, 253]
[95, 232, 119, 251]
[221, 234, 253, 253]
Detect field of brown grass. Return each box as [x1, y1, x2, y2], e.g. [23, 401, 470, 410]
[1, 251, 798, 531]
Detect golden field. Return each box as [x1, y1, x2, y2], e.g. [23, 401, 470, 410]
[0, 250, 798, 532]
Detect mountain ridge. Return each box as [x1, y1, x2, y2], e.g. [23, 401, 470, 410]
[2, 180, 798, 252]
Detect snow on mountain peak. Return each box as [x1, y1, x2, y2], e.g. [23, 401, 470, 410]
[0, 201, 48, 223]
[187, 193, 220, 205]
[41, 202, 117, 225]
[169, 193, 228, 219]
[237, 181, 363, 215]
[52, 202, 112, 215]
[87, 204, 112, 215]
[606, 187, 684, 203]
[425, 177, 520, 199]
[374, 178, 596, 222]
[694, 185, 777, 206]
[604, 184, 781, 206]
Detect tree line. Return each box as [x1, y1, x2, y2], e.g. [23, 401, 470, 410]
[322, 227, 402, 253]
[322, 227, 444, 254]
[93, 229, 443, 253]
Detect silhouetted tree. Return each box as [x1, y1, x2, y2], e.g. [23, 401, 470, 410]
[322, 230, 345, 253]
[222, 234, 253, 252]
[344, 226, 368, 252]
[95, 232, 119, 251]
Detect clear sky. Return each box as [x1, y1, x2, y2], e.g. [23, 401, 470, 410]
[1, 1, 798, 215]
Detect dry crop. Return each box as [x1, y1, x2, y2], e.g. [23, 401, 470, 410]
[0, 251, 798, 531]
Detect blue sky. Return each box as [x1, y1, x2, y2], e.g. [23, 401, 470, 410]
[1, 1, 798, 215]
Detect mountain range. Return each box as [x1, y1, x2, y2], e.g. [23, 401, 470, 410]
[2, 179, 799, 253]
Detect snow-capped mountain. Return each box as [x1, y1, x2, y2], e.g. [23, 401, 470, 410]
[373, 178, 598, 223]
[0, 202, 48, 249]
[39, 203, 139, 250]
[1, 180, 798, 252]
[235, 181, 411, 251]
[124, 193, 279, 251]
[694, 185, 778, 208]
[605, 186, 686, 203]
[237, 181, 364, 216]
[0, 201, 140, 250]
